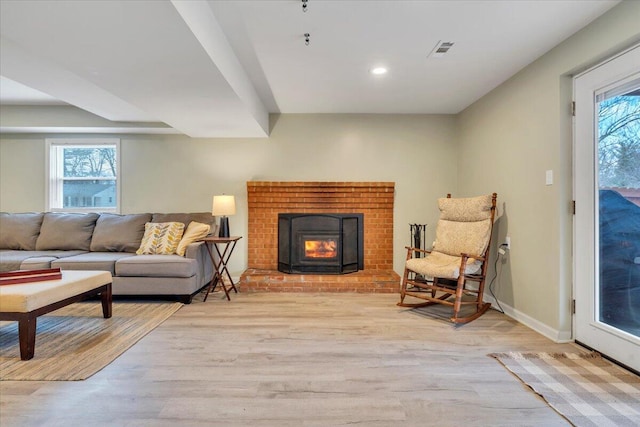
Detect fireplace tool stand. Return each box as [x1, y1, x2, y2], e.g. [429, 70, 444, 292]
[409, 223, 430, 290]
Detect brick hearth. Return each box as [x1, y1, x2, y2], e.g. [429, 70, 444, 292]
[239, 181, 400, 292]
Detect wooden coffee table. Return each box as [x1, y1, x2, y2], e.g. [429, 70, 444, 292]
[0, 270, 113, 360]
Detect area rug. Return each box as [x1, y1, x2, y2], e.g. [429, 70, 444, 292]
[0, 301, 182, 381]
[490, 352, 640, 427]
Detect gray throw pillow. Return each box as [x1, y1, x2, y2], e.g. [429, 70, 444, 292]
[90, 213, 152, 252]
[0, 212, 44, 250]
[35, 212, 100, 251]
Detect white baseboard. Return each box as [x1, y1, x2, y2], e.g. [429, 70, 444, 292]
[484, 294, 573, 343]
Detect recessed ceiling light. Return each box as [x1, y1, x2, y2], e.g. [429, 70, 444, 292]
[370, 67, 388, 75]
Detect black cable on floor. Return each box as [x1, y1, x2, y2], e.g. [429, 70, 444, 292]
[488, 248, 505, 314]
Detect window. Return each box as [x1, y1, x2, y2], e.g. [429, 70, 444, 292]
[46, 138, 120, 213]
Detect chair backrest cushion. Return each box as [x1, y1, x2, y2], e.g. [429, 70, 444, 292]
[433, 194, 494, 258]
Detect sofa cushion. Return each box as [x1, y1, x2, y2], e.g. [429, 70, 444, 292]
[36, 213, 99, 251]
[0, 250, 87, 272]
[90, 213, 151, 253]
[19, 256, 61, 270]
[136, 222, 185, 255]
[52, 252, 135, 275]
[176, 221, 211, 256]
[116, 255, 197, 278]
[152, 212, 215, 229]
[0, 212, 44, 250]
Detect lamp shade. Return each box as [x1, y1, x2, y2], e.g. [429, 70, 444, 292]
[212, 195, 236, 217]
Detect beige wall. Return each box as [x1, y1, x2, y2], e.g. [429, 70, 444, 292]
[0, 114, 458, 277]
[457, 0, 640, 338]
[0, 136, 47, 210]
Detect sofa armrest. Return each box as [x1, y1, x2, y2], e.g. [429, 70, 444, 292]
[184, 241, 205, 259]
[185, 241, 215, 287]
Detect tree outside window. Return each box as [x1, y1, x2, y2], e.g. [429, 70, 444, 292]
[598, 93, 640, 189]
[46, 139, 120, 212]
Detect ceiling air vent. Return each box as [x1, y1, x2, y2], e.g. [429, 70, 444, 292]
[428, 41, 455, 58]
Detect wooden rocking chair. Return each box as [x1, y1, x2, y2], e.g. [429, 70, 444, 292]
[398, 193, 497, 323]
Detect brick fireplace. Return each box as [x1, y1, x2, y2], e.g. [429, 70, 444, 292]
[239, 181, 400, 292]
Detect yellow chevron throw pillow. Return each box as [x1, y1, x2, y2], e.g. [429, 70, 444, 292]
[136, 222, 185, 255]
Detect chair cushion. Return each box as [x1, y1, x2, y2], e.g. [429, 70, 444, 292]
[136, 222, 185, 255]
[438, 194, 493, 221]
[90, 213, 151, 253]
[432, 194, 494, 257]
[35, 213, 99, 251]
[0, 213, 44, 250]
[406, 251, 481, 280]
[433, 218, 492, 258]
[116, 255, 197, 278]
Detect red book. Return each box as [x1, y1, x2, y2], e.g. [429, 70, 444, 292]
[0, 268, 63, 286]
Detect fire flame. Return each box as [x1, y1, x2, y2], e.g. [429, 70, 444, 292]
[305, 239, 337, 258]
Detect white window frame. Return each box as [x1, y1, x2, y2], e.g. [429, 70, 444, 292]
[45, 138, 121, 213]
[573, 44, 640, 372]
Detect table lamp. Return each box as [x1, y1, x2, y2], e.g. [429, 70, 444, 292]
[212, 195, 236, 238]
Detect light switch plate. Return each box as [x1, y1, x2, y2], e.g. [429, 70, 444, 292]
[545, 170, 553, 185]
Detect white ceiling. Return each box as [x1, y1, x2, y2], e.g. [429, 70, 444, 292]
[0, 0, 620, 137]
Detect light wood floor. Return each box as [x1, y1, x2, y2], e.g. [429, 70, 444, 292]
[0, 292, 579, 426]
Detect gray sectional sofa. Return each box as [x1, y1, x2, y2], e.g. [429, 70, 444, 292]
[0, 212, 216, 303]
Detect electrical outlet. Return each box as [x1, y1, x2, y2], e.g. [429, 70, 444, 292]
[505, 236, 511, 250]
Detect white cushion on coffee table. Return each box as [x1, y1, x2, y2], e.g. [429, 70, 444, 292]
[0, 270, 112, 313]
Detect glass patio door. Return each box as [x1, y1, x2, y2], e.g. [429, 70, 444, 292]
[574, 45, 640, 372]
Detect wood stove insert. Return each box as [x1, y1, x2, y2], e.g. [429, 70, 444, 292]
[278, 213, 364, 274]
